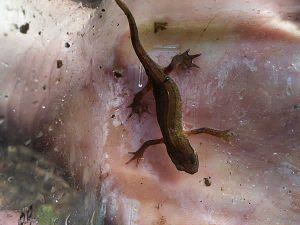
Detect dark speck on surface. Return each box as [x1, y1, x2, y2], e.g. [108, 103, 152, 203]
[113, 70, 123, 78]
[20, 23, 30, 34]
[65, 42, 70, 48]
[204, 177, 212, 186]
[154, 22, 168, 33]
[57, 60, 63, 69]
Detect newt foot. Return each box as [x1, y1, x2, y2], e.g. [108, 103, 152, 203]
[125, 149, 145, 166]
[127, 101, 149, 121]
[219, 129, 235, 143]
[168, 49, 201, 71]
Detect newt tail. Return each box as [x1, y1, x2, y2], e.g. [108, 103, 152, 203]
[115, 0, 166, 85]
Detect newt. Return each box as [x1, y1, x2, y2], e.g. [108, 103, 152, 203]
[115, 0, 232, 174]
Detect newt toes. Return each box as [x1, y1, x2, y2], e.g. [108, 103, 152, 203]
[125, 138, 164, 167]
[164, 49, 201, 74]
[127, 100, 149, 120]
[125, 151, 144, 167]
[220, 129, 236, 144]
[178, 49, 201, 69]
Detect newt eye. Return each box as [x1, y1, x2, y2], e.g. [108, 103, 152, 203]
[164, 76, 170, 83]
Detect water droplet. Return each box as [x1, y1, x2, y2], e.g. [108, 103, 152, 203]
[36, 131, 43, 138]
[0, 116, 4, 125]
[138, 64, 144, 88]
[7, 176, 15, 183]
[153, 44, 180, 50]
[1, 62, 9, 67]
[286, 76, 292, 96]
[24, 139, 31, 145]
[48, 125, 53, 131]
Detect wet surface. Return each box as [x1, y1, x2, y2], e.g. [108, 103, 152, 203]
[1, 0, 300, 225]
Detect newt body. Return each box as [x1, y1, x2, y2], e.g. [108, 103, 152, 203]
[115, 0, 231, 174]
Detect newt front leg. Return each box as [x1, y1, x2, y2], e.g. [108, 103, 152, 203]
[127, 50, 201, 120]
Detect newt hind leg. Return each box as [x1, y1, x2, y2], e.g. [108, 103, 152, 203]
[126, 138, 164, 166]
[127, 80, 152, 120]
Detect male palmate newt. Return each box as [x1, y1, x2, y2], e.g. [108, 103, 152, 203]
[115, 0, 232, 174]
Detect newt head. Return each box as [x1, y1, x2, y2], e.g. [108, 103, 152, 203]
[166, 138, 199, 174]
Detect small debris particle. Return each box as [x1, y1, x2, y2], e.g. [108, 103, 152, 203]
[65, 42, 70, 48]
[155, 203, 160, 210]
[38, 31, 42, 35]
[42, 85, 46, 90]
[20, 23, 29, 34]
[117, 23, 119, 26]
[113, 70, 123, 78]
[293, 104, 300, 109]
[99, 66, 102, 69]
[99, 14, 102, 19]
[101, 9, 106, 12]
[111, 114, 115, 119]
[158, 216, 166, 225]
[154, 22, 168, 33]
[57, 60, 63, 69]
[204, 177, 212, 186]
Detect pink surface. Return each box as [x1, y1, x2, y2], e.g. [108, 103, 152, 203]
[0, 0, 300, 224]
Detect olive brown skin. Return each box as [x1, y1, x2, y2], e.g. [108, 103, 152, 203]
[115, 0, 231, 174]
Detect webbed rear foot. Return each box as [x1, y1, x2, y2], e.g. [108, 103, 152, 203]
[127, 100, 149, 121]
